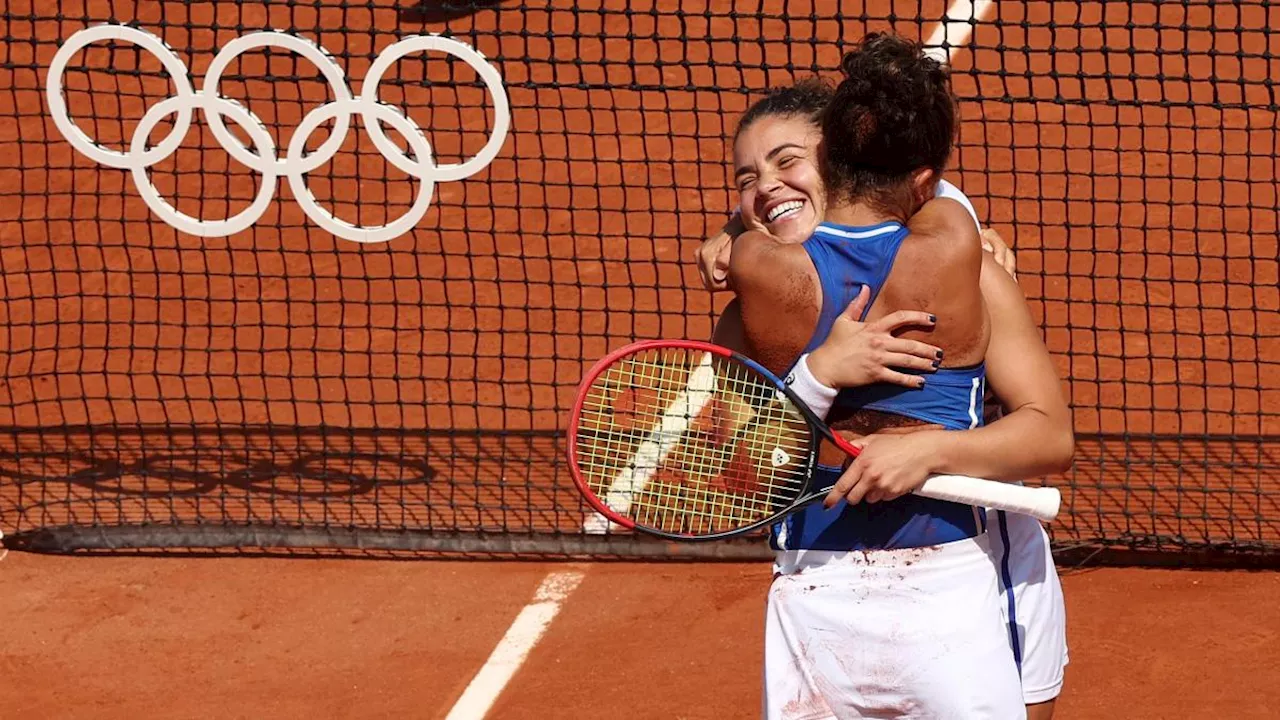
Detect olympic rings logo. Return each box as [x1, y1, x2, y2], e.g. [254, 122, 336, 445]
[45, 25, 511, 243]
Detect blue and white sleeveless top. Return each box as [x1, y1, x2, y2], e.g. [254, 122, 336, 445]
[769, 221, 987, 551]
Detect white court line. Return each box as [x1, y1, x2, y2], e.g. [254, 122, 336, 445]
[445, 570, 587, 720]
[583, 352, 717, 534]
[923, 0, 996, 63]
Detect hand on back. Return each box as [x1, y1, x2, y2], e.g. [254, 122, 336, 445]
[806, 285, 942, 390]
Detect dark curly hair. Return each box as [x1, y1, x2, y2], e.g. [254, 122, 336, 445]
[734, 77, 834, 142]
[821, 33, 956, 208]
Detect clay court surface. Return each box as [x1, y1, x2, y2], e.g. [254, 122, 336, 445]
[2, 554, 1278, 718]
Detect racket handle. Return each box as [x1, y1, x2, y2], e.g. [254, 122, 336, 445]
[915, 474, 1061, 522]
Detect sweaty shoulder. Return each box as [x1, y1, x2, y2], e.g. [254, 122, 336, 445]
[726, 230, 787, 287]
[905, 196, 982, 248]
[726, 230, 820, 375]
[875, 198, 988, 365]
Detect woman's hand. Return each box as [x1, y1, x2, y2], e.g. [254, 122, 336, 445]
[806, 285, 943, 390]
[823, 431, 949, 508]
[980, 227, 1017, 279]
[696, 212, 746, 291]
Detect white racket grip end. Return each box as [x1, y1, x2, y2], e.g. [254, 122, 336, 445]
[916, 474, 1061, 522]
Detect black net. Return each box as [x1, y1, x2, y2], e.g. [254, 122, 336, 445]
[0, 0, 1276, 560]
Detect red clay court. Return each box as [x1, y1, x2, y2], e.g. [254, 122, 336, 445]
[0, 0, 1277, 717]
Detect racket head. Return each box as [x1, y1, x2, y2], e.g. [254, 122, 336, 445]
[567, 340, 822, 540]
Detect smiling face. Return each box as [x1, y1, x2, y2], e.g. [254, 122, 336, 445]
[732, 113, 826, 244]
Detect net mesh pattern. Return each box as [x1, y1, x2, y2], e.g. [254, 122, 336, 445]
[0, 0, 1275, 558]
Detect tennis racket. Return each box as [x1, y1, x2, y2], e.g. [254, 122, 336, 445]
[567, 339, 1061, 541]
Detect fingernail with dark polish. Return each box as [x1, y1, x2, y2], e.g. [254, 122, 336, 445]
[932, 360, 940, 370]
[935, 350, 944, 359]
[928, 314, 937, 323]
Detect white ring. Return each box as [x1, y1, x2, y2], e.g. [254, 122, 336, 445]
[360, 34, 510, 182]
[44, 25, 511, 243]
[201, 31, 354, 175]
[46, 24, 196, 170]
[286, 99, 436, 244]
[130, 94, 279, 237]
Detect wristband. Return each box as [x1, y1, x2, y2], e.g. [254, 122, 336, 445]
[784, 353, 838, 420]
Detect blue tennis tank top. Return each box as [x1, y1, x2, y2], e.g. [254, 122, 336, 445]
[769, 221, 988, 551]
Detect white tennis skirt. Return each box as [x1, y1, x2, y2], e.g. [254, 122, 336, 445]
[763, 533, 1026, 720]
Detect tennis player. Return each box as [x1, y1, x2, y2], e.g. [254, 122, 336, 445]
[697, 79, 1071, 718]
[698, 80, 1070, 718]
[720, 34, 1072, 718]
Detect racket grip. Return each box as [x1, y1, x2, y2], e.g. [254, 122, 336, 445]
[915, 474, 1061, 522]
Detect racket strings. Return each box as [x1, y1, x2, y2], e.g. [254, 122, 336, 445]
[574, 347, 813, 535]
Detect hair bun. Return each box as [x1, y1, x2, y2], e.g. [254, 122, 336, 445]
[821, 32, 957, 206]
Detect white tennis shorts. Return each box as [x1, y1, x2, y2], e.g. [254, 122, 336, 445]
[763, 534, 1026, 720]
[988, 510, 1069, 705]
